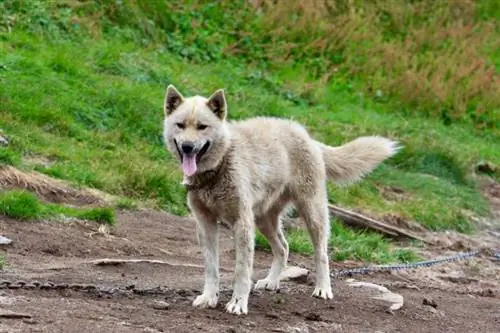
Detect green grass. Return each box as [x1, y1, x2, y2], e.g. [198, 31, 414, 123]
[114, 197, 139, 210]
[0, 0, 498, 264]
[255, 221, 420, 264]
[0, 190, 115, 225]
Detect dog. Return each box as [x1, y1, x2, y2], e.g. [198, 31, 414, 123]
[162, 85, 400, 315]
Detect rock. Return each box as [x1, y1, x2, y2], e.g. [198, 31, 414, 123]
[439, 273, 478, 284]
[286, 323, 310, 333]
[425, 306, 437, 314]
[265, 312, 280, 319]
[0, 129, 8, 146]
[304, 312, 322, 322]
[279, 266, 309, 282]
[475, 161, 497, 175]
[423, 298, 437, 308]
[346, 280, 404, 312]
[0, 235, 12, 245]
[149, 300, 170, 310]
[143, 328, 163, 333]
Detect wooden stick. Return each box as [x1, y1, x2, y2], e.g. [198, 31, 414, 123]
[328, 204, 432, 244]
[88, 258, 232, 272]
[0, 310, 32, 319]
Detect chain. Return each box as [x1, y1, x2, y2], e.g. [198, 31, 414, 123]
[1, 251, 498, 298]
[1, 276, 496, 299]
[330, 250, 500, 278]
[0, 280, 189, 297]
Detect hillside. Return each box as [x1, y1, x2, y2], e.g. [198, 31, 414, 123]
[1, 0, 499, 263]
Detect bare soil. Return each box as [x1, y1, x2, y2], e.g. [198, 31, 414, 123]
[1, 209, 499, 333]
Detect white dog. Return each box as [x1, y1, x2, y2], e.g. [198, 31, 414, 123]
[162, 85, 400, 315]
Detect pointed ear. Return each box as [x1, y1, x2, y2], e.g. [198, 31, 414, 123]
[206, 89, 227, 120]
[164, 84, 184, 116]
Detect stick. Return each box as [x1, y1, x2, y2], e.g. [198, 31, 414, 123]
[0, 310, 32, 319]
[89, 258, 232, 272]
[328, 204, 432, 244]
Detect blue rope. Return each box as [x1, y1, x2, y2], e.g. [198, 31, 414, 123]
[330, 250, 499, 278]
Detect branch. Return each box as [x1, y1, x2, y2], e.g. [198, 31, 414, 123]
[328, 204, 432, 244]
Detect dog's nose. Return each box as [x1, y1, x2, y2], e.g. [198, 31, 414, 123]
[181, 141, 195, 154]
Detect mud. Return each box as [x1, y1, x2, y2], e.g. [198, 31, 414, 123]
[1, 210, 499, 333]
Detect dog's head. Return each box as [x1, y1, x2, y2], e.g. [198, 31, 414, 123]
[163, 85, 231, 177]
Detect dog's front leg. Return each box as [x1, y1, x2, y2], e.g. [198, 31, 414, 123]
[225, 211, 255, 315]
[191, 209, 220, 309]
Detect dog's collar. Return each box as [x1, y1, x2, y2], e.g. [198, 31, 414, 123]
[183, 155, 227, 191]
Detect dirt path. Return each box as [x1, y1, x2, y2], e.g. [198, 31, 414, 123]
[1, 210, 499, 333]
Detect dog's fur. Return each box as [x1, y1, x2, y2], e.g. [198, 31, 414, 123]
[162, 85, 400, 315]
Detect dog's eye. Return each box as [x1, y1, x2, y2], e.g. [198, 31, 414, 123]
[197, 124, 208, 130]
[176, 123, 185, 129]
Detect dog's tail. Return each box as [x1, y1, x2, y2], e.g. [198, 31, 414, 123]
[315, 137, 401, 185]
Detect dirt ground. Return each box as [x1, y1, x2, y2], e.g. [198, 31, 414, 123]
[1, 207, 499, 333]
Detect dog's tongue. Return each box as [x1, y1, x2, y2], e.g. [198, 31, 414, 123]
[182, 154, 197, 177]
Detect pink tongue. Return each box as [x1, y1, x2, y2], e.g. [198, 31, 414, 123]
[182, 154, 197, 176]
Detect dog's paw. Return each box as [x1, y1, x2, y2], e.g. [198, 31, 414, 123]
[312, 286, 333, 300]
[225, 296, 248, 315]
[254, 278, 280, 291]
[192, 293, 218, 309]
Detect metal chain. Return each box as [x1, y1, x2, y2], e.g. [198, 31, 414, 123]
[0, 251, 497, 297]
[0, 280, 185, 297]
[330, 250, 499, 278]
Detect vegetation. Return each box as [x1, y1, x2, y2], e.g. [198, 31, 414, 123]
[1, 0, 499, 263]
[0, 190, 115, 225]
[256, 221, 419, 264]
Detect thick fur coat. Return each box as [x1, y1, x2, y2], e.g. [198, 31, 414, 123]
[162, 85, 400, 315]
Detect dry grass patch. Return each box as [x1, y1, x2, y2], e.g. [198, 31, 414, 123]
[0, 165, 110, 206]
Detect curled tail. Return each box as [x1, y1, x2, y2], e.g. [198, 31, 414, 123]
[315, 136, 401, 185]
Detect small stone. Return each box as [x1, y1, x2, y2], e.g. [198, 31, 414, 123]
[265, 312, 280, 319]
[304, 312, 322, 321]
[423, 298, 437, 308]
[0, 236, 12, 245]
[0, 130, 8, 146]
[286, 323, 310, 333]
[425, 306, 437, 314]
[272, 294, 285, 304]
[280, 266, 309, 282]
[23, 318, 38, 325]
[150, 300, 170, 310]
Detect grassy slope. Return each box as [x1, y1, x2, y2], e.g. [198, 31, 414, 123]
[1, 1, 499, 263]
[0, 189, 115, 225]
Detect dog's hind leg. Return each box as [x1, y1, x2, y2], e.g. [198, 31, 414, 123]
[254, 208, 289, 291]
[294, 186, 333, 300]
[191, 207, 220, 309]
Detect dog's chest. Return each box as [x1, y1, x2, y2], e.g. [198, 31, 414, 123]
[191, 187, 240, 224]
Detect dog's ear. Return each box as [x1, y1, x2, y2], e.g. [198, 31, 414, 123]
[207, 89, 227, 120]
[164, 84, 184, 116]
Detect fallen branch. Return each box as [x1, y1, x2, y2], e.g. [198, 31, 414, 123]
[0, 310, 32, 319]
[89, 258, 232, 272]
[328, 204, 432, 244]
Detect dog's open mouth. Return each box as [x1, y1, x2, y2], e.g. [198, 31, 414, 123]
[174, 140, 210, 177]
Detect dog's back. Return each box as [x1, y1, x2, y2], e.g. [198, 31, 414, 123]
[229, 116, 399, 187]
